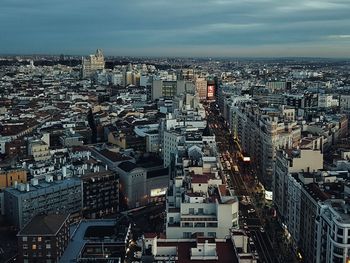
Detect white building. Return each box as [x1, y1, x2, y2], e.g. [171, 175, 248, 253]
[166, 164, 239, 239]
[318, 94, 339, 108]
[81, 49, 105, 78]
[316, 199, 350, 263]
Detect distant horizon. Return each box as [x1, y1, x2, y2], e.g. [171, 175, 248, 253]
[2, 1, 350, 59]
[1, 52, 350, 61]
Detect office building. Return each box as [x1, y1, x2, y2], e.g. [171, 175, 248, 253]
[4, 177, 82, 228]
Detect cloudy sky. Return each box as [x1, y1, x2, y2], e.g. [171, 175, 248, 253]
[1, 0, 350, 57]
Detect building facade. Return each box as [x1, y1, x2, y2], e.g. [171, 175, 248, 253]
[17, 214, 70, 263]
[81, 171, 119, 218]
[4, 177, 82, 228]
[81, 49, 105, 79]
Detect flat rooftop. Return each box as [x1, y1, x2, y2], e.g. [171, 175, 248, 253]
[156, 239, 238, 263]
[60, 219, 124, 263]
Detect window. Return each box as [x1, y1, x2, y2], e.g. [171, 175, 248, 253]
[183, 232, 191, 238]
[32, 244, 37, 250]
[189, 208, 194, 214]
[38, 237, 42, 242]
[208, 232, 216, 238]
[337, 228, 343, 235]
[22, 237, 27, 242]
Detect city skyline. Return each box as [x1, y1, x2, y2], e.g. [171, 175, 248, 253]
[1, 0, 350, 58]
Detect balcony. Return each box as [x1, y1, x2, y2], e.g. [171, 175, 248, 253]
[167, 222, 180, 227]
[181, 216, 217, 222]
[168, 207, 180, 213]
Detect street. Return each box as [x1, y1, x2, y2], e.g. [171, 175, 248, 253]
[206, 102, 280, 263]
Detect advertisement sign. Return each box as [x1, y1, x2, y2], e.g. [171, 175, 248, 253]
[207, 85, 215, 98]
[265, 190, 273, 201]
[151, 187, 167, 197]
[243, 156, 251, 162]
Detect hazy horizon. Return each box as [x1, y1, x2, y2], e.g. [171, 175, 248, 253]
[2, 0, 350, 58]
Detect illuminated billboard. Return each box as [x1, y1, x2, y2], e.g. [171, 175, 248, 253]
[265, 190, 273, 201]
[243, 156, 251, 162]
[207, 85, 215, 99]
[150, 187, 167, 197]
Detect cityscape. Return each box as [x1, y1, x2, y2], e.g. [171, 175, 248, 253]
[1, 1, 350, 263]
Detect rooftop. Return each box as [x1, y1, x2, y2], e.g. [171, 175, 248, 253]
[156, 239, 238, 263]
[99, 149, 132, 162]
[18, 214, 69, 236]
[60, 218, 130, 263]
[118, 161, 138, 172]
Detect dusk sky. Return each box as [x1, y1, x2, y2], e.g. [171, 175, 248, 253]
[1, 0, 350, 57]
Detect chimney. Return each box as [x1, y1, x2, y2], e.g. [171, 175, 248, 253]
[45, 174, 53, 183]
[62, 166, 67, 177]
[30, 178, 39, 186]
[26, 183, 30, 192]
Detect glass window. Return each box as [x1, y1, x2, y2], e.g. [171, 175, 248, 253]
[208, 232, 216, 238]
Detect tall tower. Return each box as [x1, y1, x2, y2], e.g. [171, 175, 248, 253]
[81, 49, 105, 79]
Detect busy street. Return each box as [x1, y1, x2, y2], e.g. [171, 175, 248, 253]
[206, 102, 279, 263]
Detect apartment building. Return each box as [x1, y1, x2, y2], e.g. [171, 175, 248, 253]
[17, 214, 70, 263]
[0, 168, 27, 190]
[230, 102, 301, 190]
[166, 171, 239, 239]
[81, 170, 119, 218]
[4, 176, 82, 228]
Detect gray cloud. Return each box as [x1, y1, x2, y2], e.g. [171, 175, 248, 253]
[0, 0, 349, 57]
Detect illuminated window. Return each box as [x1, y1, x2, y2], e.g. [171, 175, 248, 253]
[32, 244, 37, 250]
[38, 237, 42, 242]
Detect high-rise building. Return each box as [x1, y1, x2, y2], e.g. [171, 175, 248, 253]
[195, 77, 208, 100]
[81, 49, 105, 79]
[151, 80, 186, 100]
